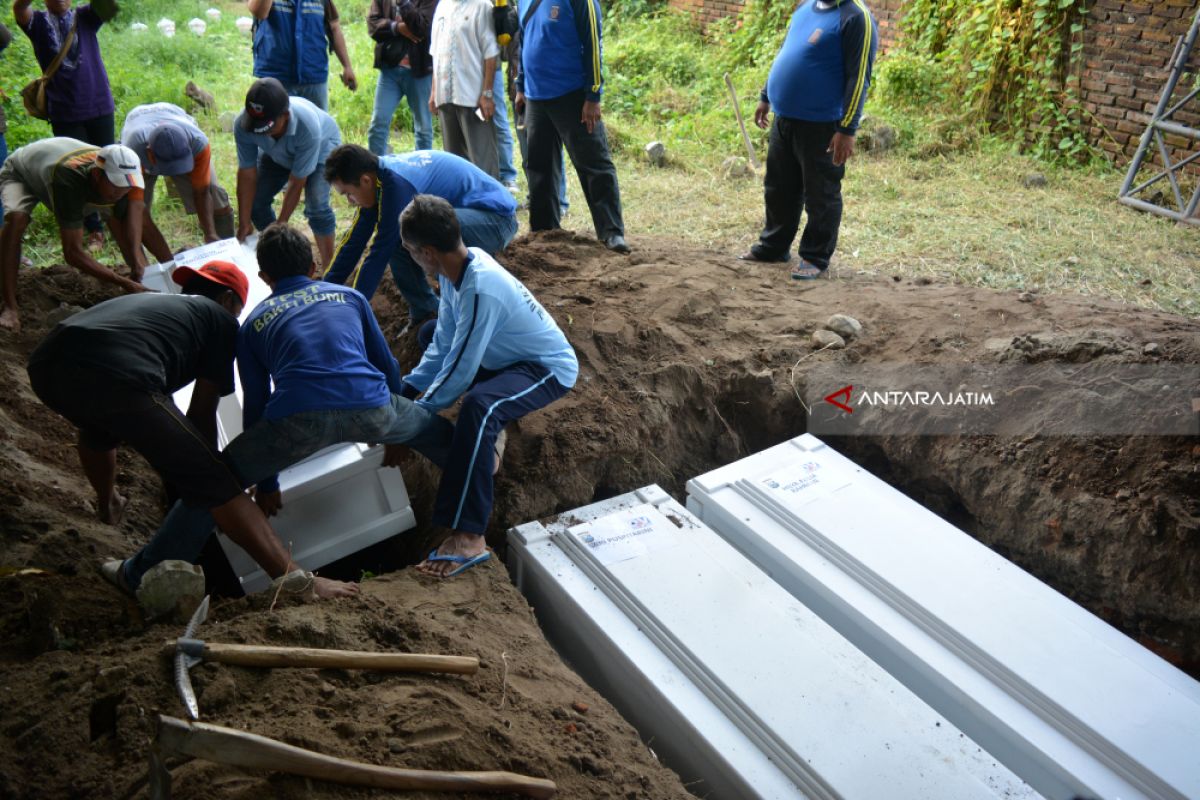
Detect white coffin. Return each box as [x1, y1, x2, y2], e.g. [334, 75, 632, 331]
[686, 433, 1200, 800]
[143, 240, 417, 593]
[508, 486, 1035, 800]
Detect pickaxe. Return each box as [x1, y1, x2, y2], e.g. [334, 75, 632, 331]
[151, 715, 557, 799]
[169, 596, 479, 719]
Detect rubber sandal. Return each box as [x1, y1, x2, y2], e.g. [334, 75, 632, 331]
[737, 251, 790, 263]
[424, 549, 492, 577]
[791, 262, 826, 280]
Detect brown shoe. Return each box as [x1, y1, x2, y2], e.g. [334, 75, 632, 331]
[737, 250, 790, 263]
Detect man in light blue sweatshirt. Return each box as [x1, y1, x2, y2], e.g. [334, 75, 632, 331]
[396, 194, 577, 578]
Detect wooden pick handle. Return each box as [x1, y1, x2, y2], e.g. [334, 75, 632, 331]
[163, 641, 479, 675]
[157, 716, 557, 799]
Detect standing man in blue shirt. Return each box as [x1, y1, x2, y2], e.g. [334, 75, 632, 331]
[396, 195, 577, 578]
[514, 0, 628, 254]
[235, 78, 342, 268]
[324, 144, 518, 332]
[113, 223, 438, 598]
[246, 0, 357, 110]
[740, 0, 877, 280]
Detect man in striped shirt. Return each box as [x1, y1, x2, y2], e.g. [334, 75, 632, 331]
[740, 0, 878, 280]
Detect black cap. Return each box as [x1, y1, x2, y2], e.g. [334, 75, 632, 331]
[243, 78, 290, 134]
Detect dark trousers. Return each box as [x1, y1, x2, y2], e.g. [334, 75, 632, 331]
[753, 117, 845, 270]
[51, 113, 115, 235]
[415, 317, 570, 536]
[525, 89, 624, 240]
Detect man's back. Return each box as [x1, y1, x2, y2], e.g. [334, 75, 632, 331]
[238, 276, 398, 423]
[30, 293, 237, 396]
[383, 151, 518, 216]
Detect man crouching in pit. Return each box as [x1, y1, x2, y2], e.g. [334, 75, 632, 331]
[395, 195, 578, 577]
[104, 223, 445, 600]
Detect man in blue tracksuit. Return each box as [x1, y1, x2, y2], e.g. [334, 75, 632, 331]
[324, 144, 518, 331]
[514, 0, 628, 254]
[741, 0, 877, 280]
[116, 223, 439, 597]
[397, 195, 577, 578]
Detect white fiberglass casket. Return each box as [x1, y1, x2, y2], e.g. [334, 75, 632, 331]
[143, 239, 416, 593]
[686, 433, 1200, 800]
[508, 485, 1035, 800]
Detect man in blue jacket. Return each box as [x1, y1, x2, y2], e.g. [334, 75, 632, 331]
[323, 144, 518, 332]
[398, 195, 577, 578]
[111, 223, 439, 598]
[740, 0, 878, 280]
[246, 0, 357, 110]
[514, 0, 628, 254]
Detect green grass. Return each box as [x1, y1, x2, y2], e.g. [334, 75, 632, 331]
[1, 2, 1197, 317]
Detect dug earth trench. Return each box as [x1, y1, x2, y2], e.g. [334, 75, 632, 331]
[0, 230, 1196, 798]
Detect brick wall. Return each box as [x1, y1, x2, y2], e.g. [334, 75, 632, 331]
[1082, 0, 1198, 165]
[667, 0, 1199, 165]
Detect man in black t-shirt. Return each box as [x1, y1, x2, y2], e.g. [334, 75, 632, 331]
[27, 260, 359, 601]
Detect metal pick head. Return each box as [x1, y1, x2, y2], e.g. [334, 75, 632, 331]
[183, 595, 210, 639]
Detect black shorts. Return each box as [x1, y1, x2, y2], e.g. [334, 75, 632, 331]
[27, 361, 243, 509]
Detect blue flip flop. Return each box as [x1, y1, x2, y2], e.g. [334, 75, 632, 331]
[424, 549, 492, 577]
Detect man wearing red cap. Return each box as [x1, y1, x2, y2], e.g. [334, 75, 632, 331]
[26, 259, 359, 601]
[0, 138, 148, 333]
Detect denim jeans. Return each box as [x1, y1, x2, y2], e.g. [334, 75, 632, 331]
[389, 208, 519, 321]
[123, 395, 442, 589]
[251, 155, 336, 237]
[493, 70, 517, 184]
[283, 81, 329, 111]
[368, 66, 433, 155]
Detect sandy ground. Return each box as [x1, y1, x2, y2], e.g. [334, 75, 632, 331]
[0, 230, 1196, 798]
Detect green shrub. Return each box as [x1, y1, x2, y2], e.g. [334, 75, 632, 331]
[875, 52, 947, 111]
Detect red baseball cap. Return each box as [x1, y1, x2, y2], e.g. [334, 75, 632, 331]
[173, 260, 250, 306]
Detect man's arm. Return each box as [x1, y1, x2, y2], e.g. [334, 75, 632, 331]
[126, 197, 172, 265]
[193, 186, 219, 243]
[417, 290, 505, 411]
[478, 55, 497, 120]
[247, 0, 274, 21]
[60, 226, 146, 293]
[402, 286, 454, 393]
[830, 2, 878, 165]
[185, 378, 223, 450]
[358, 293, 403, 394]
[327, 15, 358, 90]
[569, 0, 603, 131]
[277, 174, 306, 225]
[235, 167, 257, 241]
[13, 0, 32, 30]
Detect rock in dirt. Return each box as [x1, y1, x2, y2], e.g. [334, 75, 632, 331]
[825, 314, 862, 340]
[44, 303, 84, 327]
[1018, 291, 1036, 303]
[136, 560, 205, 621]
[860, 124, 897, 153]
[644, 141, 666, 167]
[184, 80, 215, 110]
[1023, 173, 1048, 189]
[722, 156, 754, 180]
[1143, 342, 1162, 356]
[812, 330, 846, 349]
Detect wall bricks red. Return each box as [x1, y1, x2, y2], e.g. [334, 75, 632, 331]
[666, 0, 1198, 166]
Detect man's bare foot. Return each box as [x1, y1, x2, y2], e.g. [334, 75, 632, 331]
[98, 490, 128, 525]
[416, 532, 489, 578]
[314, 576, 360, 598]
[0, 307, 19, 334]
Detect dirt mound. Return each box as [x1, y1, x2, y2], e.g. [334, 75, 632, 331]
[0, 233, 1197, 798]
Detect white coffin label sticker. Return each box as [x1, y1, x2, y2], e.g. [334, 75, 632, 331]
[567, 504, 679, 566]
[758, 456, 854, 508]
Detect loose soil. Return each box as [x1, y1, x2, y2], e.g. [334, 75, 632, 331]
[0, 230, 1196, 799]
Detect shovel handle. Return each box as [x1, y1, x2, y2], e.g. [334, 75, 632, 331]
[157, 715, 557, 798]
[163, 641, 478, 675]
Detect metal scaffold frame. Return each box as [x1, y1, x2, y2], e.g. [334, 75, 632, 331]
[1118, 6, 1200, 226]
